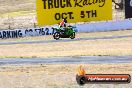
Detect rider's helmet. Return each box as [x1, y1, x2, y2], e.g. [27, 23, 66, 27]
[63, 18, 67, 27]
[63, 18, 67, 23]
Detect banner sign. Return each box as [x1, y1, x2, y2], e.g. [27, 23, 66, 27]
[125, 0, 132, 18]
[37, 0, 112, 26]
[0, 27, 55, 39]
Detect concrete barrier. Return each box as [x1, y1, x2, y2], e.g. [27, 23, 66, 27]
[76, 20, 132, 32]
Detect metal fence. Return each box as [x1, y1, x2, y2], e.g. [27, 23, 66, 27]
[0, 0, 127, 30]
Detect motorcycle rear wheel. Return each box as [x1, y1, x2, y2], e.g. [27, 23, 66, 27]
[53, 32, 60, 40]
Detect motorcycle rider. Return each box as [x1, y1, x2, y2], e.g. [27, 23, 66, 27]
[59, 18, 68, 32]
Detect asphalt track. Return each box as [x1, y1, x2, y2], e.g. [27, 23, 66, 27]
[0, 34, 132, 45]
[0, 35, 132, 65]
[0, 56, 132, 65]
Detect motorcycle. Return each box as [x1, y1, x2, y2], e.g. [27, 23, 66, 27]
[52, 26, 76, 40]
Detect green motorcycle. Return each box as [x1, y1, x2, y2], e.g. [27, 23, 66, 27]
[52, 26, 76, 40]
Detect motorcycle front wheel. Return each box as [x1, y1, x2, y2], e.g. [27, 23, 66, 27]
[70, 32, 75, 39]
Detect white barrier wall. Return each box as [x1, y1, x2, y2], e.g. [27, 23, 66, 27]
[76, 20, 132, 32]
[0, 20, 132, 39]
